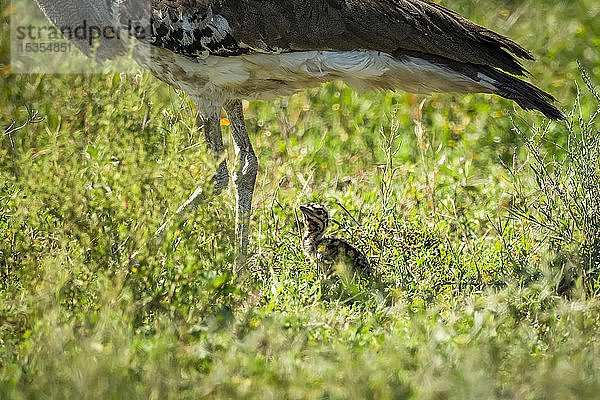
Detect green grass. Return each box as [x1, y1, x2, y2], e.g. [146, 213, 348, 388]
[1, 0, 600, 398]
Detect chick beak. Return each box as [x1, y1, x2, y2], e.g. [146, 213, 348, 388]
[299, 205, 313, 217]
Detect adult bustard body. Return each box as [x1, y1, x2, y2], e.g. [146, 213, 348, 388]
[34, 0, 563, 271]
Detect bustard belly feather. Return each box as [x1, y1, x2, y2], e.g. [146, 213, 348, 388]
[133, 43, 497, 115]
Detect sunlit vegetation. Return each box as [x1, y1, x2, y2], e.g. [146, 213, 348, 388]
[1, 0, 600, 398]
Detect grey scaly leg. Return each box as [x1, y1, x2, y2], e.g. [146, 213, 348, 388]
[203, 112, 230, 194]
[155, 110, 229, 238]
[224, 99, 258, 273]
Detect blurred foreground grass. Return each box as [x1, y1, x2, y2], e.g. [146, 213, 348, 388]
[1, 0, 600, 398]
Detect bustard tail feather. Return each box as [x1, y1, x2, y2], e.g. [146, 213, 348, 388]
[481, 66, 565, 120]
[398, 50, 565, 120]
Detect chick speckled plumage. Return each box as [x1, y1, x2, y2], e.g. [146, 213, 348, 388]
[300, 203, 371, 278]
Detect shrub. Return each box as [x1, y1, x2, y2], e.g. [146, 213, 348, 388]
[504, 66, 600, 295]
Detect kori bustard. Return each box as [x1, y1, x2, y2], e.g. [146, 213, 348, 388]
[33, 0, 564, 272]
[300, 203, 371, 278]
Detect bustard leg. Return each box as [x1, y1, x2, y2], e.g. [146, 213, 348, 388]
[224, 99, 258, 272]
[155, 111, 229, 238]
[203, 112, 230, 194]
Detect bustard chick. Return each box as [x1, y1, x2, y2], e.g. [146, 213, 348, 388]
[300, 203, 371, 279]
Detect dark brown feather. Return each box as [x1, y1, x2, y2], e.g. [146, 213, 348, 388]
[218, 0, 533, 75]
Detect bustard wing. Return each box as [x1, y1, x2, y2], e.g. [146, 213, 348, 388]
[117, 0, 530, 75]
[115, 0, 563, 119]
[218, 0, 533, 76]
[116, 0, 248, 58]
